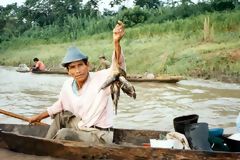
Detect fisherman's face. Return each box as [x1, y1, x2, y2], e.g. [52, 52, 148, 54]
[68, 60, 89, 83]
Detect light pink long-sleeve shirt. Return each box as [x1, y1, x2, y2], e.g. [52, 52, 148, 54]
[47, 52, 125, 129]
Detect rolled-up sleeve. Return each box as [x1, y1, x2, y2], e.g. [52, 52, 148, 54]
[47, 99, 63, 117]
[47, 88, 64, 117]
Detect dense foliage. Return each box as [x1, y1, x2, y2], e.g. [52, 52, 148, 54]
[0, 1, 239, 82]
[0, 0, 239, 48]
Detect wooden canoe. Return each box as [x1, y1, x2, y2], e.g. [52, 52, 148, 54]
[31, 70, 68, 75]
[18, 70, 184, 83]
[0, 124, 239, 160]
[16, 70, 68, 75]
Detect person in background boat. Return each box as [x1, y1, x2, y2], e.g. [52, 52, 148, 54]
[31, 58, 46, 71]
[97, 55, 111, 70]
[28, 21, 126, 144]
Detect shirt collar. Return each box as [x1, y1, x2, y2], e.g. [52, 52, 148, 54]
[71, 73, 91, 95]
[72, 80, 79, 95]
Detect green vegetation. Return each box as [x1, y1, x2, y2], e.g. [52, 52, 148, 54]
[0, 0, 239, 82]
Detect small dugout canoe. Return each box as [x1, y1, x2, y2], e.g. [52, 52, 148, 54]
[126, 76, 184, 83]
[0, 124, 239, 160]
[31, 70, 68, 75]
[16, 70, 68, 75]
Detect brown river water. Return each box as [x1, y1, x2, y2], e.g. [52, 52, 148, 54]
[0, 66, 240, 134]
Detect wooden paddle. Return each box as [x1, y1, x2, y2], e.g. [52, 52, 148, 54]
[0, 108, 47, 125]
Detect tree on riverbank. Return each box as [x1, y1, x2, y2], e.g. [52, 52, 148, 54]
[0, 0, 239, 44]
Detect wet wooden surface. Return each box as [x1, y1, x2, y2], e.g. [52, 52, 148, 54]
[0, 124, 240, 160]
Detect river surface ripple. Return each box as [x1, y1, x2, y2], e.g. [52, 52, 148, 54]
[0, 66, 240, 134]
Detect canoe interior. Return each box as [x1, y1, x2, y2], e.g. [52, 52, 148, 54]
[0, 124, 164, 145]
[0, 124, 49, 138]
[113, 128, 167, 145]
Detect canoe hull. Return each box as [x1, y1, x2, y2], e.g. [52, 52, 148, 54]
[32, 71, 183, 83]
[0, 124, 239, 160]
[17, 69, 183, 83]
[32, 70, 68, 75]
[127, 77, 180, 83]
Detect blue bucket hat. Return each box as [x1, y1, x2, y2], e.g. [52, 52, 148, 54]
[61, 47, 88, 67]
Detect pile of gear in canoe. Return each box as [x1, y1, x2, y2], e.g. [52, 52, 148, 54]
[153, 114, 240, 152]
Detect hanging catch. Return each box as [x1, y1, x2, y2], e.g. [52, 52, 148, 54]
[100, 20, 136, 114]
[100, 66, 136, 114]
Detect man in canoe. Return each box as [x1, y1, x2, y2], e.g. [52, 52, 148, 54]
[97, 55, 111, 70]
[31, 58, 46, 71]
[28, 21, 126, 144]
